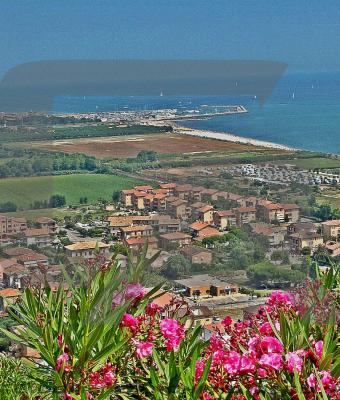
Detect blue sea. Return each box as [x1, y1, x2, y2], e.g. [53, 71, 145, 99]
[54, 72, 340, 154]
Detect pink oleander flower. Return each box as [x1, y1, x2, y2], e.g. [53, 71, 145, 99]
[267, 290, 293, 306]
[257, 368, 268, 377]
[111, 292, 123, 308]
[57, 334, 63, 348]
[202, 392, 214, 400]
[259, 353, 283, 370]
[209, 332, 224, 352]
[125, 283, 146, 301]
[145, 302, 161, 316]
[56, 353, 69, 371]
[121, 313, 138, 331]
[307, 373, 317, 388]
[160, 318, 184, 351]
[103, 371, 115, 386]
[260, 336, 284, 354]
[135, 340, 153, 358]
[195, 359, 205, 381]
[259, 322, 273, 335]
[240, 354, 256, 373]
[248, 336, 261, 355]
[314, 340, 323, 359]
[64, 393, 74, 400]
[221, 315, 233, 326]
[285, 351, 303, 373]
[224, 351, 241, 375]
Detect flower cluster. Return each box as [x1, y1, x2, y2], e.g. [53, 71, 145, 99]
[195, 290, 339, 399]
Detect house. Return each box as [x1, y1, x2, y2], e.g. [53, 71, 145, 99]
[174, 184, 193, 200]
[107, 215, 134, 235]
[25, 228, 51, 247]
[201, 188, 219, 202]
[290, 232, 324, 253]
[152, 193, 167, 211]
[189, 221, 210, 237]
[167, 198, 188, 219]
[3, 247, 36, 258]
[15, 251, 49, 268]
[124, 236, 159, 254]
[191, 186, 206, 201]
[196, 205, 214, 224]
[36, 217, 57, 233]
[324, 241, 340, 257]
[132, 191, 147, 209]
[159, 232, 192, 249]
[65, 241, 110, 259]
[281, 204, 300, 223]
[0, 215, 27, 235]
[159, 183, 177, 196]
[233, 207, 256, 227]
[0, 258, 20, 280]
[180, 246, 213, 265]
[257, 203, 285, 224]
[3, 263, 28, 289]
[193, 226, 220, 242]
[250, 223, 286, 247]
[0, 288, 21, 311]
[174, 274, 238, 297]
[213, 210, 237, 230]
[321, 219, 340, 239]
[120, 189, 134, 207]
[120, 225, 153, 240]
[150, 215, 180, 233]
[134, 185, 154, 193]
[287, 221, 317, 236]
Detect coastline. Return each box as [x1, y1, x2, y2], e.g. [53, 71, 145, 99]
[172, 123, 296, 151]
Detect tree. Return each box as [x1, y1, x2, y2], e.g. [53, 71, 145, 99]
[0, 201, 17, 212]
[301, 246, 312, 256]
[49, 194, 66, 208]
[161, 254, 191, 279]
[112, 191, 120, 202]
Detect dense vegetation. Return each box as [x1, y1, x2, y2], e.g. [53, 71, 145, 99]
[0, 124, 172, 142]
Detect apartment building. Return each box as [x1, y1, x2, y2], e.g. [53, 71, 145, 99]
[65, 241, 110, 259]
[233, 207, 256, 227]
[213, 210, 237, 230]
[321, 219, 340, 239]
[0, 214, 27, 235]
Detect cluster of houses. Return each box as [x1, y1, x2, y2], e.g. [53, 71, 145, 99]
[0, 215, 57, 247]
[2, 181, 340, 314]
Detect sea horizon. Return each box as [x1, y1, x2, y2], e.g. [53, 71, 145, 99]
[54, 71, 340, 155]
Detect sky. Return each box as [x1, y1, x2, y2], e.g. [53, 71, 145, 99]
[0, 0, 340, 79]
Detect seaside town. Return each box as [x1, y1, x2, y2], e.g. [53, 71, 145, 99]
[0, 1, 339, 398]
[1, 174, 340, 353]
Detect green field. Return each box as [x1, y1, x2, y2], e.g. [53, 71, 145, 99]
[0, 174, 145, 210]
[317, 195, 340, 209]
[274, 157, 340, 170]
[5, 208, 75, 220]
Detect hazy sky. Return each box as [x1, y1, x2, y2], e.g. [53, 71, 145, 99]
[1, 0, 339, 78]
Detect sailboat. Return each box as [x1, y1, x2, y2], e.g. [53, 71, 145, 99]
[292, 92, 295, 100]
[160, 91, 163, 97]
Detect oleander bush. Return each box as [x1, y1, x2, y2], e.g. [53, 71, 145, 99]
[1, 248, 339, 399]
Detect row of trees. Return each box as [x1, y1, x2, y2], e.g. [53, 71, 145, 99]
[0, 153, 98, 178]
[30, 194, 66, 210]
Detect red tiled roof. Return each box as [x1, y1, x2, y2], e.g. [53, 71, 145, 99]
[25, 228, 50, 237]
[125, 236, 158, 246]
[0, 288, 21, 297]
[280, 203, 300, 210]
[197, 205, 214, 213]
[215, 210, 235, 217]
[159, 183, 177, 189]
[322, 219, 340, 226]
[233, 207, 256, 213]
[194, 227, 220, 240]
[189, 221, 210, 231]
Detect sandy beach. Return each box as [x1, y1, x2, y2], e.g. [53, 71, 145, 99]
[174, 125, 295, 151]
